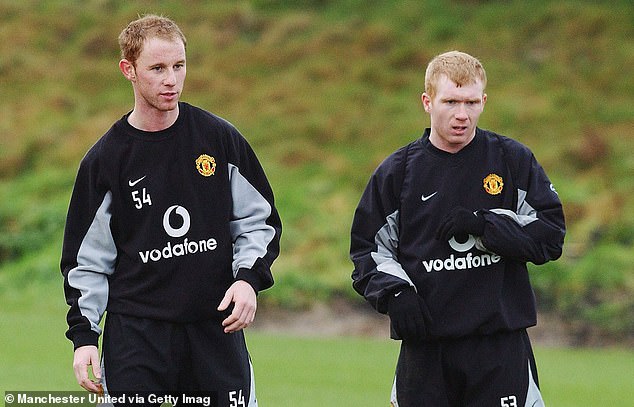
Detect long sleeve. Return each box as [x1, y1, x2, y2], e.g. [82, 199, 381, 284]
[478, 141, 565, 265]
[350, 146, 414, 314]
[228, 131, 281, 293]
[60, 146, 116, 349]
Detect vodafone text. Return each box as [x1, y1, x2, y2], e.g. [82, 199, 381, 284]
[139, 237, 218, 263]
[422, 252, 501, 272]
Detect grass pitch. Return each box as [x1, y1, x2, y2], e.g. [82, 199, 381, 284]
[1, 285, 632, 407]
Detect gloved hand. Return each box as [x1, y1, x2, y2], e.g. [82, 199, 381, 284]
[435, 206, 486, 241]
[388, 287, 432, 342]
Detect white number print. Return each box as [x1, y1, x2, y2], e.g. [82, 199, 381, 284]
[131, 188, 152, 209]
[501, 395, 517, 407]
[229, 390, 245, 407]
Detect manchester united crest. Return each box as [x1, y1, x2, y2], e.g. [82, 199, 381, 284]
[483, 173, 503, 195]
[195, 154, 216, 177]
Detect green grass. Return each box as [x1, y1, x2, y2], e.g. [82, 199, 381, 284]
[536, 347, 634, 407]
[0, 283, 74, 392]
[1, 283, 633, 407]
[249, 334, 399, 405]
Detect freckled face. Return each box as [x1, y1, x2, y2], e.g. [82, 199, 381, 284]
[422, 75, 486, 153]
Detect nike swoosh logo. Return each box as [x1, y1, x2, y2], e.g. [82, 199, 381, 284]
[421, 192, 438, 202]
[128, 175, 146, 187]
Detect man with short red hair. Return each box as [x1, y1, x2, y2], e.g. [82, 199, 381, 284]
[62, 15, 281, 406]
[351, 50, 565, 406]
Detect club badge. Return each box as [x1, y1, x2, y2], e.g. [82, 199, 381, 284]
[196, 154, 216, 177]
[483, 173, 503, 195]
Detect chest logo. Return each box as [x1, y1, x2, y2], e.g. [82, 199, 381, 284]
[483, 173, 503, 195]
[195, 154, 216, 177]
[163, 205, 191, 238]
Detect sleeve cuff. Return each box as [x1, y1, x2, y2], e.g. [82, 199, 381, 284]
[71, 330, 100, 350]
[235, 266, 273, 294]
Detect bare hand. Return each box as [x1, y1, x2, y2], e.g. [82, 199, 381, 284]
[217, 280, 257, 333]
[73, 345, 103, 394]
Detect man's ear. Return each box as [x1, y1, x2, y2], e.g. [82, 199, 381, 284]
[119, 59, 136, 81]
[421, 93, 432, 113]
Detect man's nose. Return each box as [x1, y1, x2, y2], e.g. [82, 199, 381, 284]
[164, 69, 176, 86]
[455, 103, 469, 119]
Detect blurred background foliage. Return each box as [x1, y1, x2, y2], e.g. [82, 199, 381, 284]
[0, 0, 632, 345]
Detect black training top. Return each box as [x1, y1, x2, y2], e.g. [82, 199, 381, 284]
[61, 102, 282, 349]
[351, 128, 565, 338]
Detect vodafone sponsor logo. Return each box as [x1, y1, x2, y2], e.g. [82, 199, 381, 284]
[422, 235, 501, 272]
[163, 205, 190, 237]
[139, 205, 218, 263]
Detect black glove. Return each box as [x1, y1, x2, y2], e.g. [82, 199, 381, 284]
[387, 287, 432, 342]
[435, 206, 486, 241]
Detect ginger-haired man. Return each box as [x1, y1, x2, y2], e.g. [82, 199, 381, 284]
[351, 50, 565, 406]
[62, 15, 281, 405]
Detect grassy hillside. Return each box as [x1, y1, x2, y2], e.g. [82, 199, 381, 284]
[1, 0, 633, 343]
